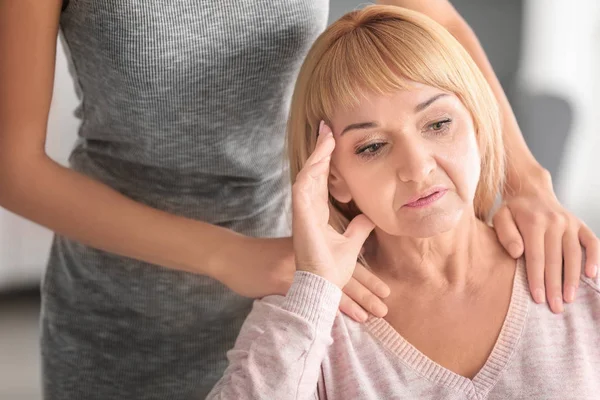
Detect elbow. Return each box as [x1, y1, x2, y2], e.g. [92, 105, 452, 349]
[0, 150, 14, 205]
[0, 156, 20, 209]
[0, 146, 47, 209]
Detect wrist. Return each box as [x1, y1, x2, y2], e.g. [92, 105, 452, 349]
[296, 265, 345, 289]
[210, 234, 295, 288]
[504, 163, 552, 198]
[284, 271, 342, 325]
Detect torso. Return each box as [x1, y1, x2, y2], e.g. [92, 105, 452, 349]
[59, 0, 330, 225]
[320, 256, 600, 400]
[380, 250, 516, 378]
[44, 2, 330, 399]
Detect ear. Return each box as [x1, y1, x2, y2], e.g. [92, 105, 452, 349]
[328, 164, 353, 204]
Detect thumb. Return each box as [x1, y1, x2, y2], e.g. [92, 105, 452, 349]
[492, 206, 524, 258]
[344, 214, 376, 248]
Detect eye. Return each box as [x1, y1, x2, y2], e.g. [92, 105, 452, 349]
[428, 118, 452, 132]
[356, 142, 386, 156]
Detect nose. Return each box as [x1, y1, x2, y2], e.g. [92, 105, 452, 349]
[395, 137, 435, 183]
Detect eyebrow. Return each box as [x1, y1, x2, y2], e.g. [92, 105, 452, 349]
[415, 93, 448, 112]
[340, 121, 379, 136]
[340, 93, 448, 136]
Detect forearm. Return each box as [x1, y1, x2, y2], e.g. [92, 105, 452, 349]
[444, 17, 548, 193]
[0, 0, 249, 279]
[207, 272, 339, 399]
[0, 153, 243, 278]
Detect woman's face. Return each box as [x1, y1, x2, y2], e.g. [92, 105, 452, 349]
[328, 82, 481, 238]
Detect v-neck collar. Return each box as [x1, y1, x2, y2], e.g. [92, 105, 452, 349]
[364, 258, 529, 399]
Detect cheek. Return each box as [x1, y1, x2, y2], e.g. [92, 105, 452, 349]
[347, 173, 399, 232]
[332, 144, 385, 193]
[330, 149, 378, 204]
[334, 155, 397, 219]
[344, 162, 392, 202]
[436, 133, 481, 201]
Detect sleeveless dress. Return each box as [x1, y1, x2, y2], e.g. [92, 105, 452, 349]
[41, 1, 329, 398]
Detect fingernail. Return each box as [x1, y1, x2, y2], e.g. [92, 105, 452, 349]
[376, 283, 391, 298]
[355, 309, 368, 322]
[551, 296, 564, 313]
[591, 264, 598, 278]
[372, 303, 388, 317]
[564, 285, 576, 303]
[318, 120, 324, 135]
[533, 288, 545, 304]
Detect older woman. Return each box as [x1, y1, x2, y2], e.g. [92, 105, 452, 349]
[207, 6, 600, 399]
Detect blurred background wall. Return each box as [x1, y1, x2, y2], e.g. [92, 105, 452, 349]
[1, 1, 598, 399]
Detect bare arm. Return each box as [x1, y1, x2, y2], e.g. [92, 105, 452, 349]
[0, 0, 291, 294]
[0, 1, 391, 315]
[377, 0, 546, 191]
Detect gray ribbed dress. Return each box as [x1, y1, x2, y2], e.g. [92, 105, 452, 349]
[41, 1, 329, 399]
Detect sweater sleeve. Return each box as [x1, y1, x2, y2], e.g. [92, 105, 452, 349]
[206, 271, 342, 400]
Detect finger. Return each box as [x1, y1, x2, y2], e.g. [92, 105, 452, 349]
[305, 136, 334, 168]
[294, 154, 331, 197]
[492, 206, 524, 258]
[305, 122, 334, 167]
[544, 227, 565, 313]
[562, 226, 582, 303]
[579, 225, 599, 279]
[522, 222, 546, 304]
[352, 263, 390, 298]
[342, 277, 388, 318]
[339, 293, 369, 322]
[345, 214, 376, 248]
[305, 155, 331, 181]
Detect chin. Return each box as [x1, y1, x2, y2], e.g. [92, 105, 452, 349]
[393, 207, 464, 238]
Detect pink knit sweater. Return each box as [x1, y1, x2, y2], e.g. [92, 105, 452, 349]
[207, 259, 600, 399]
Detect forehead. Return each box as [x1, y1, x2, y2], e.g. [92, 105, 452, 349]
[331, 82, 458, 124]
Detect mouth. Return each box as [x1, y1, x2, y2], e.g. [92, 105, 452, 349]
[403, 187, 448, 208]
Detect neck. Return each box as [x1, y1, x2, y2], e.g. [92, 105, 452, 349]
[366, 209, 501, 291]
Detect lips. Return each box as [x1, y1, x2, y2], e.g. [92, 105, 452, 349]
[403, 187, 447, 208]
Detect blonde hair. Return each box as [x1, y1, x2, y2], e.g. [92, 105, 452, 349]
[287, 5, 504, 233]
